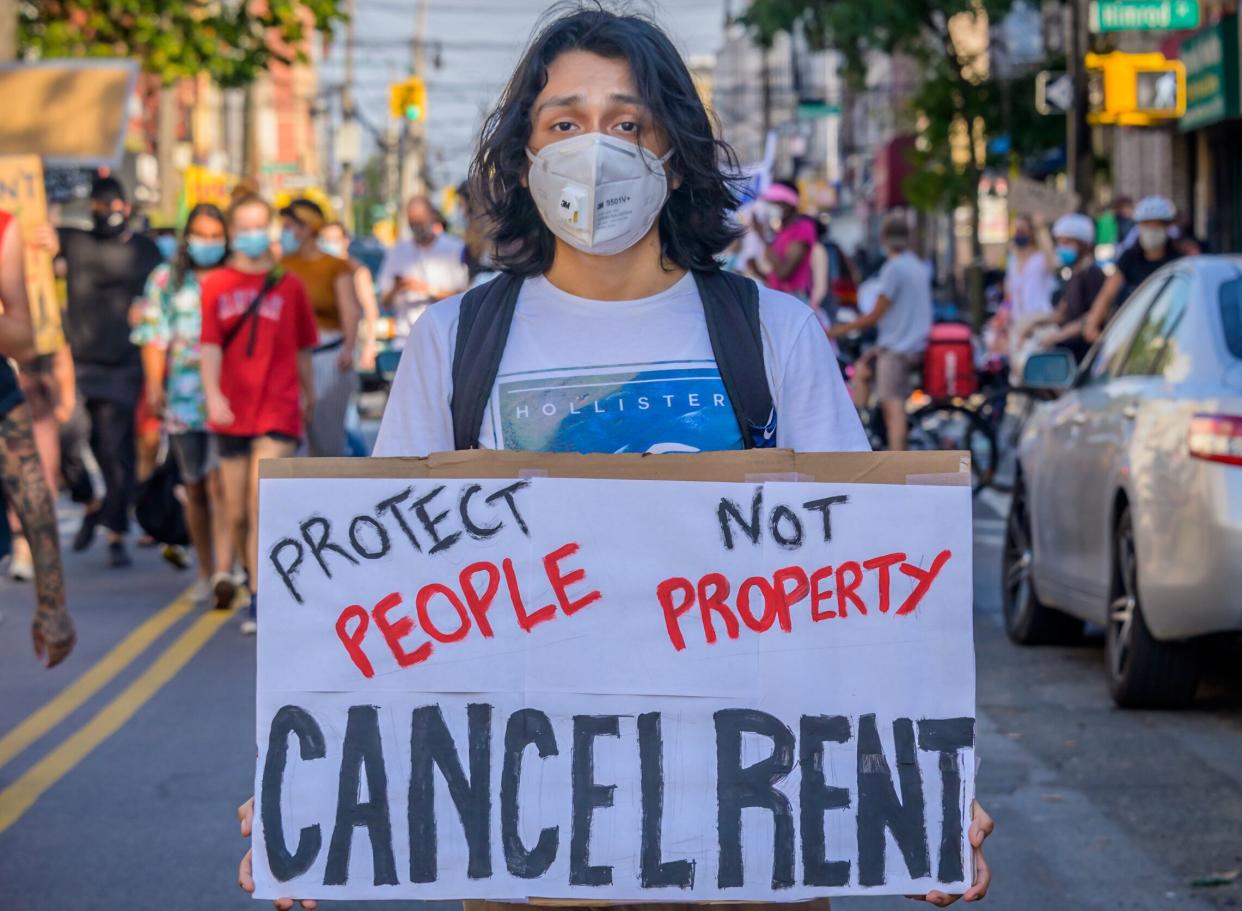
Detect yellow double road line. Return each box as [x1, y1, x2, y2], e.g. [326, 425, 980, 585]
[0, 590, 196, 769]
[0, 590, 237, 834]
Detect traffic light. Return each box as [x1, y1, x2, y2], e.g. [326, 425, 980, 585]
[1085, 52, 1186, 126]
[389, 76, 427, 122]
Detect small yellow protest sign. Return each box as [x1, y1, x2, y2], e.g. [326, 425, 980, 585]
[0, 155, 62, 355]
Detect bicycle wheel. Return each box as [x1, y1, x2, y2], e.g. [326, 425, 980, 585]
[908, 402, 997, 495]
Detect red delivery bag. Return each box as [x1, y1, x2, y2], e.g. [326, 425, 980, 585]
[923, 323, 977, 399]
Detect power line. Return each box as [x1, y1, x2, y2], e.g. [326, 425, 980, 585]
[350, 35, 524, 51]
[363, 0, 545, 14]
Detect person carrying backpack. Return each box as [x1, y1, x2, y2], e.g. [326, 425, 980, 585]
[373, 25, 865, 457]
[236, 7, 993, 907]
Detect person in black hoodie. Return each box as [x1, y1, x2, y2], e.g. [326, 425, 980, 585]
[54, 175, 162, 568]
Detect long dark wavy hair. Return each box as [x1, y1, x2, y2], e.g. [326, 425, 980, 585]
[469, 3, 742, 276]
[170, 203, 228, 291]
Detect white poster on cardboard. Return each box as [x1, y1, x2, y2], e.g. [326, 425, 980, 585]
[253, 475, 975, 902]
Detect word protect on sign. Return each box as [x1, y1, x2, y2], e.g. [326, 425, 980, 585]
[254, 476, 975, 901]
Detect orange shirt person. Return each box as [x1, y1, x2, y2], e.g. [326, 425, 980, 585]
[278, 199, 360, 457]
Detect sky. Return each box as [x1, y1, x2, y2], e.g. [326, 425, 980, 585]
[319, 0, 733, 189]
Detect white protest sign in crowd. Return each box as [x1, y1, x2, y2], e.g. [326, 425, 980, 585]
[253, 469, 975, 902]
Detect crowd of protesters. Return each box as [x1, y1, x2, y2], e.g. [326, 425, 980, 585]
[0, 174, 471, 640]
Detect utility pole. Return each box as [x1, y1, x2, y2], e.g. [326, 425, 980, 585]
[402, 0, 429, 203]
[1066, 0, 1094, 206]
[157, 82, 180, 223]
[339, 0, 357, 233]
[386, 67, 400, 214]
[0, 0, 17, 62]
[760, 45, 772, 139]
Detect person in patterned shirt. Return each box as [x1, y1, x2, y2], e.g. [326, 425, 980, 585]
[132, 203, 237, 609]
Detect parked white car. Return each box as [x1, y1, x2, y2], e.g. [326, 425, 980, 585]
[1004, 256, 1242, 708]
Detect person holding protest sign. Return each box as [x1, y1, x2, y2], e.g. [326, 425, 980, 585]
[201, 194, 318, 634]
[237, 6, 992, 908]
[0, 208, 76, 667]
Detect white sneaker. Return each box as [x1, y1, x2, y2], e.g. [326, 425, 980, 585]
[9, 554, 33, 582]
[190, 577, 211, 605]
[239, 618, 258, 636]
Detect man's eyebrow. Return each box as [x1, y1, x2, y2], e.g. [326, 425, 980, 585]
[534, 93, 583, 116]
[533, 92, 648, 117]
[608, 92, 646, 107]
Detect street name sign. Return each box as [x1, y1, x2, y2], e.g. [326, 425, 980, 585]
[1089, 0, 1200, 32]
[251, 451, 977, 903]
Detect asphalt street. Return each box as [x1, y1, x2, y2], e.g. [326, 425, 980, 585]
[1, 487, 1240, 911]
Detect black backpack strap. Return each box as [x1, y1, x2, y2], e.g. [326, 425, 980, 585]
[450, 273, 525, 450]
[693, 270, 777, 449]
[221, 268, 284, 357]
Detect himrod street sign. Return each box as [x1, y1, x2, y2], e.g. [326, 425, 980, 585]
[1089, 0, 1200, 33]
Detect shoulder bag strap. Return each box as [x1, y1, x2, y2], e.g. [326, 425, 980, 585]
[693, 270, 777, 449]
[449, 273, 524, 450]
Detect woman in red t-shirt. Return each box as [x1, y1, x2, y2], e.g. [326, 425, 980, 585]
[200, 194, 318, 634]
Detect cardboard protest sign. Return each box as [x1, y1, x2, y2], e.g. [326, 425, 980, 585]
[0, 155, 63, 355]
[253, 451, 975, 902]
[0, 61, 139, 167]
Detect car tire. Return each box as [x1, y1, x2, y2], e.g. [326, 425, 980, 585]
[1106, 505, 1200, 709]
[1002, 476, 1084, 645]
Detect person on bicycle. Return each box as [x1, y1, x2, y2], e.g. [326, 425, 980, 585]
[829, 212, 931, 452]
[1019, 214, 1104, 365]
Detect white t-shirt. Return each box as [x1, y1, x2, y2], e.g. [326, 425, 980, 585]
[377, 234, 469, 335]
[1005, 251, 1056, 322]
[373, 272, 868, 457]
[874, 252, 933, 355]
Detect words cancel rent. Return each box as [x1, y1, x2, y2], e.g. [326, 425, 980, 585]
[253, 473, 975, 901]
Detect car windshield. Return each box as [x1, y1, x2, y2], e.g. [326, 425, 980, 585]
[1221, 276, 1242, 359]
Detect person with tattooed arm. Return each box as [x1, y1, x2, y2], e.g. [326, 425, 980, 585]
[0, 208, 76, 667]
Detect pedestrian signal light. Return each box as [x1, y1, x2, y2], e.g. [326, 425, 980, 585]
[1085, 52, 1186, 126]
[389, 76, 427, 122]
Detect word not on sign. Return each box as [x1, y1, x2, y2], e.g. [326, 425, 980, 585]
[252, 453, 976, 903]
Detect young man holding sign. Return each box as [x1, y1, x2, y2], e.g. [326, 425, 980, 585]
[238, 6, 992, 908]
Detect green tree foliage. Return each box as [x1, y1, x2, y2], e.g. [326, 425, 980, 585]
[743, 0, 1061, 217]
[19, 0, 348, 87]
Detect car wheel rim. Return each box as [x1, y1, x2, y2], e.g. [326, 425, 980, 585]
[1109, 521, 1138, 680]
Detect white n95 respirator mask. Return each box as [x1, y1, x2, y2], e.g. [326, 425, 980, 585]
[526, 133, 672, 256]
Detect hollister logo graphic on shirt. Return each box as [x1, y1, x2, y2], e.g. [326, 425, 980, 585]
[218, 288, 285, 322]
[492, 362, 743, 453]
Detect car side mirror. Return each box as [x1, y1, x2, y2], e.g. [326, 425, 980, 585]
[1021, 349, 1077, 394]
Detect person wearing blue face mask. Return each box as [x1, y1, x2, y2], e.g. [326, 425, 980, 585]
[1018, 213, 1103, 364]
[277, 199, 361, 458]
[318, 220, 379, 375]
[153, 229, 179, 262]
[132, 203, 237, 608]
[1004, 214, 1058, 382]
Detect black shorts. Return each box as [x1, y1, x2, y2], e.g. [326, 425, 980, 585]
[215, 432, 299, 460]
[170, 431, 219, 484]
[0, 358, 23, 420]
